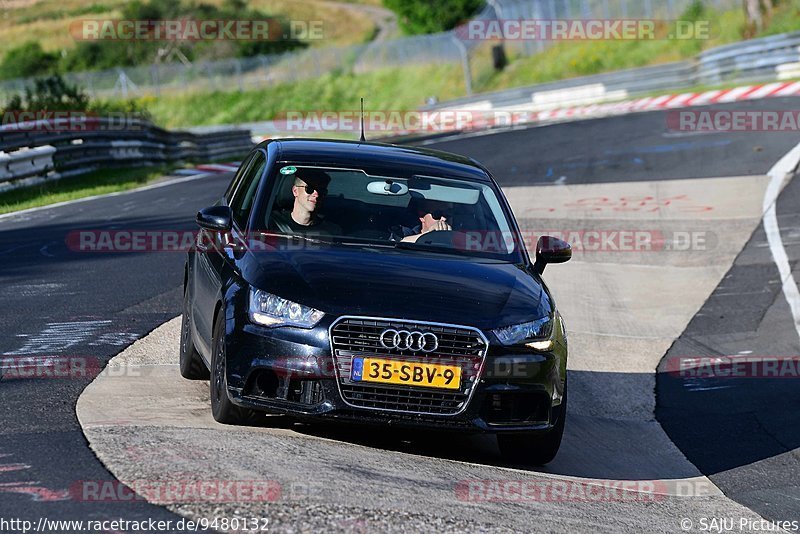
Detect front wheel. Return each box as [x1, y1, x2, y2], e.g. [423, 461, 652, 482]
[179, 291, 209, 380]
[210, 311, 259, 425]
[498, 382, 567, 465]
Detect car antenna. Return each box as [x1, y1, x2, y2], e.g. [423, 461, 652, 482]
[359, 97, 366, 143]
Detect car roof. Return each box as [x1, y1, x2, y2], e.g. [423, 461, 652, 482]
[261, 138, 493, 183]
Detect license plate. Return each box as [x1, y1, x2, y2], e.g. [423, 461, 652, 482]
[351, 357, 461, 390]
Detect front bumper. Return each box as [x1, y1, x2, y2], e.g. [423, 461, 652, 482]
[224, 315, 567, 434]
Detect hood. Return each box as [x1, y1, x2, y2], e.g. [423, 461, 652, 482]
[242, 242, 550, 331]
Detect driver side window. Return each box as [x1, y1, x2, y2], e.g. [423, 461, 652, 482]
[229, 152, 267, 230]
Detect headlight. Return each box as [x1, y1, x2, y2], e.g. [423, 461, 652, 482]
[493, 316, 553, 348]
[249, 289, 324, 328]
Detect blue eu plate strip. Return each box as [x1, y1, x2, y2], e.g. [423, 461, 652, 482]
[351, 357, 364, 381]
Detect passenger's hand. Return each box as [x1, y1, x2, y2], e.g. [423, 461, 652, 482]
[422, 217, 451, 233]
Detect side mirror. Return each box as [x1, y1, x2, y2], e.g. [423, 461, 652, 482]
[533, 236, 571, 275]
[196, 205, 232, 232]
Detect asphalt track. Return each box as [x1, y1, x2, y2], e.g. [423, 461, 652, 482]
[2, 98, 800, 532]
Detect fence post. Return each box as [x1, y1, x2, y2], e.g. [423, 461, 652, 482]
[581, 0, 591, 18]
[151, 64, 161, 98]
[451, 36, 472, 96]
[260, 56, 271, 87]
[235, 59, 244, 92]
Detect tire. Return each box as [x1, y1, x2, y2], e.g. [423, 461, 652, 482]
[498, 381, 567, 465]
[210, 311, 259, 425]
[179, 291, 210, 380]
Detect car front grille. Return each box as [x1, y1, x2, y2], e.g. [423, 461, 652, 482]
[329, 317, 488, 416]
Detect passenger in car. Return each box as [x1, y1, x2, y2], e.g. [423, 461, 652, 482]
[270, 169, 342, 236]
[391, 198, 454, 243]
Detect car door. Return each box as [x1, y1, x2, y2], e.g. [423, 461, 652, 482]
[193, 151, 268, 356]
[191, 152, 259, 357]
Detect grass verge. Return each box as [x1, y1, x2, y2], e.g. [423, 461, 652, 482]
[144, 64, 464, 128]
[0, 164, 180, 215]
[137, 2, 800, 129]
[471, 7, 748, 93]
[0, 0, 378, 62]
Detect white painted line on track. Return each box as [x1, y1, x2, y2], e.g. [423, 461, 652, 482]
[764, 141, 800, 341]
[0, 171, 222, 222]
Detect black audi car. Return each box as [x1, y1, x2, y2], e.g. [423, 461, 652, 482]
[180, 139, 571, 464]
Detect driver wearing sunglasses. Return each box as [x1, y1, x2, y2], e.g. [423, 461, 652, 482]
[270, 170, 341, 236]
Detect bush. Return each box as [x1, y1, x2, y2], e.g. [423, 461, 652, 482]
[0, 42, 59, 80]
[60, 0, 306, 73]
[3, 74, 154, 123]
[88, 97, 153, 122]
[383, 0, 483, 34]
[4, 75, 89, 112]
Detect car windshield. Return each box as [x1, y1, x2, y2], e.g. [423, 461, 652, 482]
[252, 163, 524, 261]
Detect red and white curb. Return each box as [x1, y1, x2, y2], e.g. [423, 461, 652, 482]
[171, 162, 240, 176]
[531, 80, 800, 122]
[192, 162, 240, 173]
[245, 80, 800, 143]
[398, 80, 800, 138]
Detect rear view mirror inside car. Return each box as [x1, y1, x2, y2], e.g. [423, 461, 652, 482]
[367, 180, 409, 195]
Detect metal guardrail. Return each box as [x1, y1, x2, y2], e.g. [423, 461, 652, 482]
[696, 31, 800, 84]
[0, 118, 253, 191]
[426, 31, 800, 112]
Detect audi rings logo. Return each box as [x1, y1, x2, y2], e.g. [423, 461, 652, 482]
[379, 329, 439, 353]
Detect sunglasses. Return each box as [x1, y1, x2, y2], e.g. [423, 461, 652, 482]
[296, 183, 328, 196]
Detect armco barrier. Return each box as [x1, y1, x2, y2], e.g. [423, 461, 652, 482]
[0, 118, 253, 190]
[696, 32, 800, 84]
[425, 31, 800, 113]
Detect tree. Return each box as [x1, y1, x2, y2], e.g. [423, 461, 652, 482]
[8, 75, 90, 112]
[0, 42, 59, 80]
[383, 0, 484, 35]
[744, 0, 775, 36]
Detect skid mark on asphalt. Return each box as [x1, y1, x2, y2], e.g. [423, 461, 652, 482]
[4, 320, 142, 356]
[0, 451, 70, 502]
[507, 175, 768, 221]
[5, 321, 112, 355]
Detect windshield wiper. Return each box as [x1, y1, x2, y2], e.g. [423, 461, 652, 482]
[392, 240, 473, 256]
[252, 232, 335, 246]
[253, 232, 398, 249]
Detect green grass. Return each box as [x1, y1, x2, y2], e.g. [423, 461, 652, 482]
[755, 0, 800, 36]
[138, 3, 800, 129]
[0, 0, 379, 63]
[473, 8, 747, 92]
[0, 164, 179, 214]
[144, 64, 464, 128]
